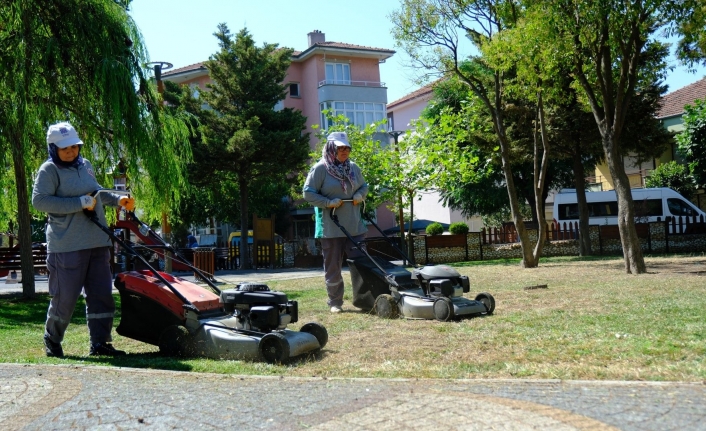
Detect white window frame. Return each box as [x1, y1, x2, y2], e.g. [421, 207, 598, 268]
[320, 100, 386, 130]
[325, 62, 351, 85]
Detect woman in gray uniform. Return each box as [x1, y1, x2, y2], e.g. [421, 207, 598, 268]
[32, 122, 135, 357]
[303, 132, 368, 313]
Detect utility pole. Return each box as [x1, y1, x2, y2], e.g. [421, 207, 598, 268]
[147, 61, 173, 272]
[388, 129, 406, 265]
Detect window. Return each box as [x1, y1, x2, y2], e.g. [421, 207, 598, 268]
[667, 198, 698, 217]
[289, 83, 300, 97]
[558, 199, 665, 221]
[558, 201, 619, 220]
[274, 100, 284, 112]
[320, 101, 386, 130]
[634, 199, 663, 218]
[190, 84, 200, 98]
[325, 62, 350, 85]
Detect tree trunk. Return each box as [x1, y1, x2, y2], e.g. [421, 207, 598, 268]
[531, 93, 550, 263]
[572, 151, 593, 255]
[14, 4, 36, 298]
[398, 193, 406, 265]
[10, 127, 37, 298]
[407, 190, 415, 263]
[603, 135, 646, 274]
[239, 177, 251, 270]
[497, 133, 536, 268]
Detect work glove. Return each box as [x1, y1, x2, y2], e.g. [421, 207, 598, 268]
[353, 193, 364, 205]
[119, 196, 136, 211]
[326, 198, 343, 208]
[80, 194, 96, 210]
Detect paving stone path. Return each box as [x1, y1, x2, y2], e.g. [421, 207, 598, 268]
[2, 364, 705, 430]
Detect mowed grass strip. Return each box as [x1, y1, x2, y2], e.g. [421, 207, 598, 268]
[1, 254, 704, 381]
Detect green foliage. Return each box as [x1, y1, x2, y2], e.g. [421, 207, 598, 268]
[669, 0, 706, 67]
[645, 161, 696, 200]
[481, 202, 533, 230]
[449, 221, 469, 235]
[0, 0, 192, 229]
[426, 222, 444, 236]
[677, 99, 706, 187]
[197, 25, 309, 266]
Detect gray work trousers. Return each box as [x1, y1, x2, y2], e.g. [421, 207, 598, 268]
[45, 247, 115, 345]
[321, 234, 365, 307]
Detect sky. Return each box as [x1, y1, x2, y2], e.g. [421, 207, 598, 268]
[129, 0, 705, 104]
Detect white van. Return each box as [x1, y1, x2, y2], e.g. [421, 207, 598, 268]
[553, 187, 706, 225]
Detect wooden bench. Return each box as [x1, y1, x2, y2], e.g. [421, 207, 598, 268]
[0, 245, 48, 275]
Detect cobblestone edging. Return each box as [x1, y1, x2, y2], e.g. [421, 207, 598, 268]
[411, 222, 706, 265]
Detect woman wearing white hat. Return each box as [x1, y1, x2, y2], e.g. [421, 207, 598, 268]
[303, 131, 368, 313]
[32, 121, 135, 357]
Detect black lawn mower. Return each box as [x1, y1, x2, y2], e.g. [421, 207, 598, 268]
[331, 201, 495, 321]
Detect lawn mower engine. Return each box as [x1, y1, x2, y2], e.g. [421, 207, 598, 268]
[412, 265, 470, 297]
[219, 282, 298, 333]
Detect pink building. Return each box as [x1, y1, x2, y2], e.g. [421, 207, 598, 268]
[162, 30, 394, 151]
[386, 81, 485, 231]
[162, 31, 397, 238]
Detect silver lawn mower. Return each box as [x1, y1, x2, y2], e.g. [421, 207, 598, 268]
[330, 201, 495, 321]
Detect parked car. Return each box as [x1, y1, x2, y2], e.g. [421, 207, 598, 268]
[553, 187, 706, 225]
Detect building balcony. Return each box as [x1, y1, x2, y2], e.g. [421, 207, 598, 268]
[586, 169, 653, 191]
[318, 80, 386, 88]
[318, 81, 388, 104]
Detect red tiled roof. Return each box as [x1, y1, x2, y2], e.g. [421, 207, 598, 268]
[657, 78, 706, 119]
[164, 41, 394, 77]
[387, 80, 442, 109]
[162, 62, 206, 77]
[292, 41, 394, 57]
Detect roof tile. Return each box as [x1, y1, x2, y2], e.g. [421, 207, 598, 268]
[162, 62, 206, 77]
[387, 81, 438, 109]
[657, 78, 706, 118]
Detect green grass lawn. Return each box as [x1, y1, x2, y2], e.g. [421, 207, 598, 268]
[1, 254, 705, 381]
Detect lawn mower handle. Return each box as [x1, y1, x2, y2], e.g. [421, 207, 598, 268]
[332, 199, 417, 267]
[329, 202, 400, 288]
[82, 188, 131, 219]
[84, 211, 195, 308]
[126, 211, 221, 293]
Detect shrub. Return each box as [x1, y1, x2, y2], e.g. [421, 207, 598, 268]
[645, 161, 696, 200]
[426, 222, 444, 236]
[449, 221, 469, 235]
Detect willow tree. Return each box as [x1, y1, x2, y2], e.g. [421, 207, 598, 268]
[0, 0, 192, 297]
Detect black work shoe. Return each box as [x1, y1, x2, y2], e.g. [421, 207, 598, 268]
[89, 342, 126, 356]
[44, 335, 64, 358]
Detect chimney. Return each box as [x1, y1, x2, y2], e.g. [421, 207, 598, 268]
[308, 30, 325, 47]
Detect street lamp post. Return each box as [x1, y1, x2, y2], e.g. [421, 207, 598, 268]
[146, 61, 173, 272]
[388, 130, 406, 265]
